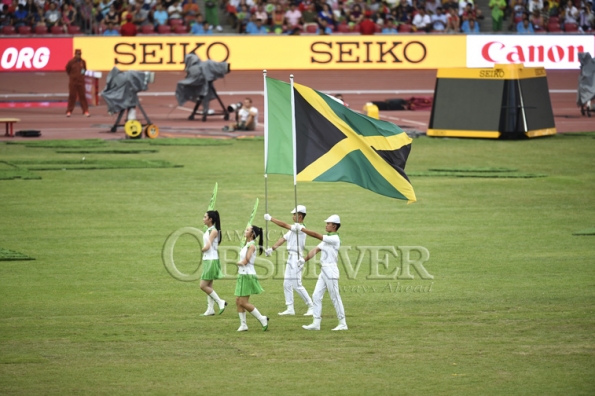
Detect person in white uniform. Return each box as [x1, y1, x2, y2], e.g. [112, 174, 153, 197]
[295, 214, 347, 331]
[264, 205, 314, 316]
[235, 225, 269, 332]
[200, 210, 227, 316]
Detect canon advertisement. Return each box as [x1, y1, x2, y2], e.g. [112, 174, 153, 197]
[467, 35, 595, 70]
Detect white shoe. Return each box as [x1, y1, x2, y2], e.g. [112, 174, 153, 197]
[237, 324, 248, 332]
[302, 322, 320, 331]
[303, 306, 314, 316]
[216, 25, 223, 32]
[331, 323, 348, 331]
[200, 309, 215, 316]
[278, 309, 295, 316]
[218, 300, 227, 315]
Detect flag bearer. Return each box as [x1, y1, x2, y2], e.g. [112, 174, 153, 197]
[264, 205, 314, 316]
[296, 215, 347, 331]
[200, 210, 227, 316]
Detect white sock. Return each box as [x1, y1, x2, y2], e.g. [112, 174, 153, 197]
[207, 295, 215, 310]
[239, 312, 246, 325]
[209, 290, 222, 305]
[250, 307, 264, 321]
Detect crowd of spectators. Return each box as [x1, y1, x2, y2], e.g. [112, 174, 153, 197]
[0, 0, 593, 34]
[225, 0, 485, 34]
[490, 0, 595, 33]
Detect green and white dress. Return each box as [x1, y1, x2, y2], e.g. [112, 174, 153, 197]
[201, 225, 223, 280]
[235, 241, 264, 297]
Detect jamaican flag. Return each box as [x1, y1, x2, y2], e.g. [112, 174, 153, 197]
[264, 77, 416, 202]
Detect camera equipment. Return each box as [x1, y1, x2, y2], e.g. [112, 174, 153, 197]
[227, 102, 242, 112]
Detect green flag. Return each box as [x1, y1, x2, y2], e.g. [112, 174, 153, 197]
[264, 77, 293, 175]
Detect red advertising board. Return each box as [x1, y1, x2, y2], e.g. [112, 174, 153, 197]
[0, 38, 73, 71]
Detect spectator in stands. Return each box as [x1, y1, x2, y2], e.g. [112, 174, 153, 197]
[461, 15, 479, 31]
[254, 3, 267, 24]
[246, 15, 268, 33]
[0, 5, 11, 27]
[120, 12, 136, 34]
[368, 0, 381, 17]
[395, 0, 412, 24]
[381, 17, 398, 32]
[530, 8, 545, 29]
[120, 4, 134, 25]
[204, 0, 223, 32]
[103, 19, 120, 33]
[317, 17, 333, 33]
[133, 2, 149, 25]
[426, 0, 441, 15]
[517, 12, 535, 31]
[461, 2, 477, 21]
[167, 0, 182, 19]
[528, 0, 543, 13]
[97, 0, 111, 18]
[235, 3, 250, 32]
[24, 0, 41, 26]
[60, 2, 76, 31]
[153, 3, 168, 25]
[285, 2, 301, 29]
[44, 2, 60, 28]
[271, 4, 285, 32]
[77, 0, 93, 33]
[578, 3, 594, 30]
[412, 6, 431, 31]
[349, 3, 364, 24]
[431, 6, 447, 31]
[446, 6, 460, 30]
[183, 0, 200, 18]
[562, 0, 578, 24]
[509, 0, 525, 30]
[191, 15, 213, 33]
[359, 10, 376, 33]
[489, 0, 506, 31]
[13, 3, 28, 27]
[104, 4, 119, 24]
[318, 3, 338, 27]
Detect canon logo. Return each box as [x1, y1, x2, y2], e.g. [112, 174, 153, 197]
[481, 41, 584, 63]
[1, 47, 50, 69]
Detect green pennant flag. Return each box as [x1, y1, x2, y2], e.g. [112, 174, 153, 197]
[264, 77, 416, 202]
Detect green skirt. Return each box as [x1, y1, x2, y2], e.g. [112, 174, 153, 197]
[201, 259, 223, 281]
[235, 274, 264, 297]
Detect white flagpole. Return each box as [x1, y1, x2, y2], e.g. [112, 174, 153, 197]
[263, 69, 269, 249]
[290, 74, 301, 260]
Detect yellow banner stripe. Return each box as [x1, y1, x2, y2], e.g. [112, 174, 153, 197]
[294, 83, 416, 202]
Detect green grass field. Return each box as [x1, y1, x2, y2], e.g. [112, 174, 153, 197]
[1, 135, 594, 395]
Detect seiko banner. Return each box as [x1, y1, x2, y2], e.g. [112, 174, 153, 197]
[467, 35, 595, 70]
[73, 36, 465, 71]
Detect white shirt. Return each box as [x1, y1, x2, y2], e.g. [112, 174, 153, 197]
[431, 13, 448, 30]
[168, 4, 183, 19]
[238, 106, 258, 126]
[412, 13, 431, 28]
[283, 226, 306, 254]
[317, 234, 340, 266]
[285, 9, 302, 25]
[202, 226, 219, 260]
[238, 241, 257, 275]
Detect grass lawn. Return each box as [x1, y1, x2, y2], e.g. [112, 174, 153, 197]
[0, 135, 594, 395]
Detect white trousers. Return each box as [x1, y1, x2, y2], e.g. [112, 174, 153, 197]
[283, 254, 313, 307]
[312, 265, 345, 320]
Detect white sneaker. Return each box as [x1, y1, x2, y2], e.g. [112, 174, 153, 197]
[302, 322, 320, 331]
[278, 309, 295, 316]
[303, 306, 314, 316]
[331, 323, 348, 331]
[200, 309, 215, 316]
[237, 324, 248, 332]
[216, 25, 223, 32]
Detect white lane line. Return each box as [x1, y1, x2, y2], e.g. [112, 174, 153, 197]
[0, 89, 578, 99]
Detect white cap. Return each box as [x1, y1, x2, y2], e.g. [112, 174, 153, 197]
[291, 205, 307, 214]
[325, 214, 340, 224]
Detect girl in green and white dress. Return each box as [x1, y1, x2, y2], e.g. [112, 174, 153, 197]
[200, 210, 227, 316]
[235, 225, 269, 332]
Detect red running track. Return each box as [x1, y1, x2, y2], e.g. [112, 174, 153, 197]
[0, 69, 591, 141]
